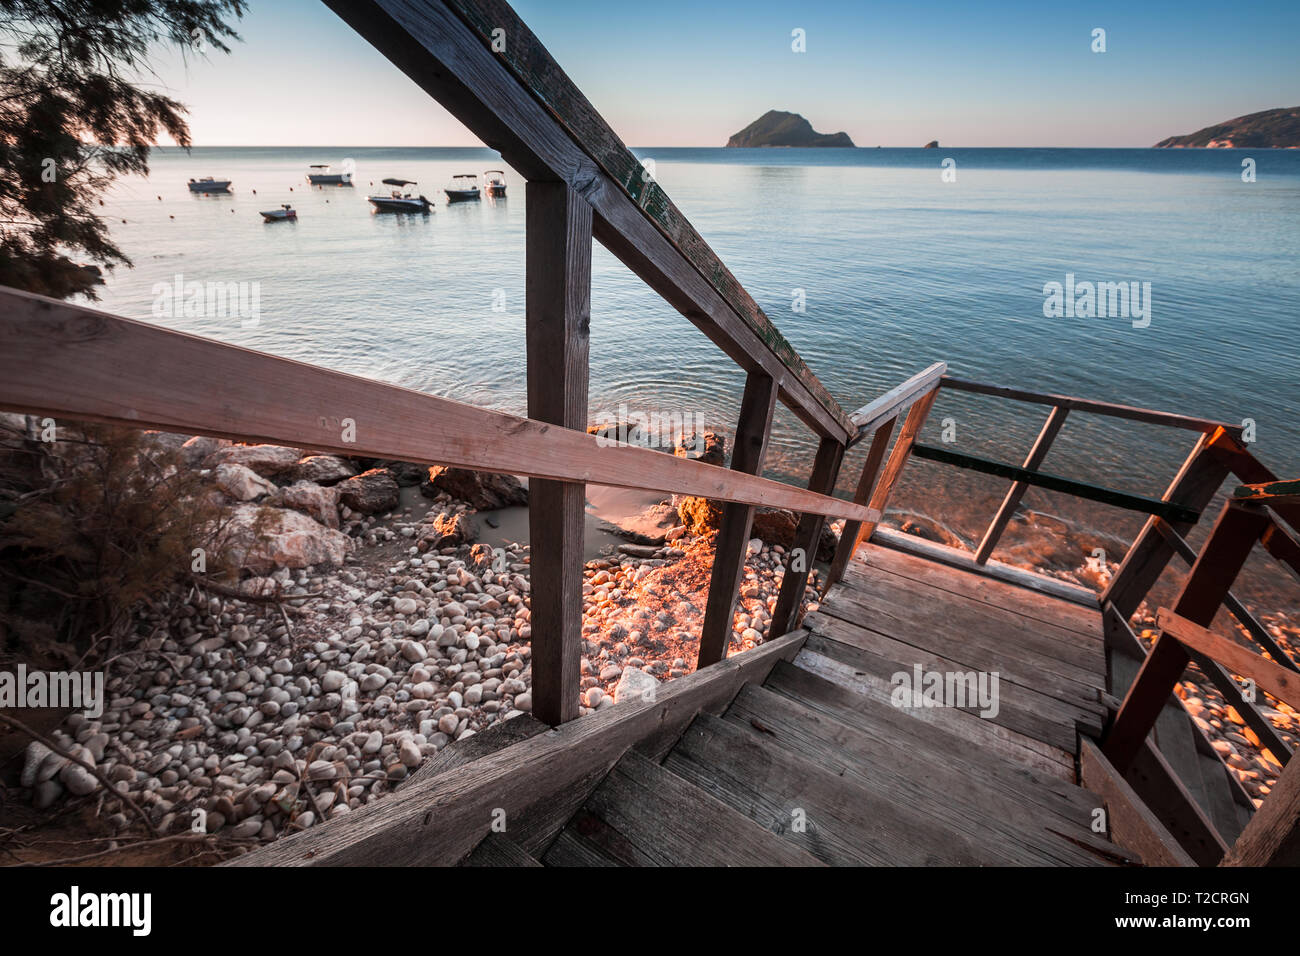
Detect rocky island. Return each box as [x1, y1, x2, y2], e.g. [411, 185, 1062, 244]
[1155, 106, 1300, 148]
[725, 109, 854, 148]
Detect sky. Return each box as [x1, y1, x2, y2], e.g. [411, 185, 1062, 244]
[147, 0, 1300, 148]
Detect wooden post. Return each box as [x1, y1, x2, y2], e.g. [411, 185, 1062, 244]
[1104, 430, 1230, 618]
[696, 372, 779, 668]
[1103, 501, 1270, 772]
[769, 436, 845, 637]
[526, 181, 592, 726]
[849, 387, 939, 549]
[974, 405, 1068, 564]
[822, 416, 897, 595]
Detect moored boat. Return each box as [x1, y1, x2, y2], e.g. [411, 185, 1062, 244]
[483, 170, 507, 198]
[188, 177, 232, 193]
[444, 173, 481, 202]
[367, 179, 433, 212]
[260, 204, 297, 222]
[307, 164, 353, 186]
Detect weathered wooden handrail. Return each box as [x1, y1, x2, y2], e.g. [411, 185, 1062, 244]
[1104, 496, 1300, 865]
[0, 288, 874, 523]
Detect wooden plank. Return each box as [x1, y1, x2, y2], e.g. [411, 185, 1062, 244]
[1126, 739, 1229, 866]
[1222, 750, 1300, 865]
[560, 750, 826, 866]
[974, 405, 1069, 564]
[845, 363, 945, 442]
[403, 714, 550, 788]
[697, 371, 779, 667]
[1104, 502, 1270, 773]
[822, 416, 896, 595]
[1153, 518, 1299, 671]
[225, 629, 807, 866]
[461, 833, 542, 867]
[1078, 737, 1196, 866]
[727, 684, 1127, 865]
[910, 443, 1201, 524]
[769, 436, 845, 636]
[871, 527, 1100, 608]
[526, 181, 591, 726]
[791, 647, 1076, 778]
[0, 288, 875, 522]
[851, 388, 939, 545]
[1103, 431, 1231, 618]
[939, 376, 1243, 436]
[764, 659, 1101, 826]
[322, 0, 851, 441]
[856, 541, 1102, 638]
[1157, 608, 1300, 711]
[1234, 478, 1300, 502]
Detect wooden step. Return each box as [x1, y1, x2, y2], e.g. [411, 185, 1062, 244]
[766, 659, 1093, 820]
[723, 682, 1127, 865]
[461, 833, 543, 867]
[664, 711, 1034, 865]
[541, 750, 825, 867]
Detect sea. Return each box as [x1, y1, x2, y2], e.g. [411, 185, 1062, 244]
[92, 145, 1300, 610]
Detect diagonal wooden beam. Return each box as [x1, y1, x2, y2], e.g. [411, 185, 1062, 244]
[822, 416, 896, 596]
[974, 405, 1069, 564]
[1156, 608, 1300, 711]
[851, 387, 941, 548]
[769, 437, 845, 637]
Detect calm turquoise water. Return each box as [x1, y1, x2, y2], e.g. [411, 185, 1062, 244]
[94, 146, 1300, 584]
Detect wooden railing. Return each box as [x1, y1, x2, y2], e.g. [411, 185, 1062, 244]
[1103, 490, 1300, 865]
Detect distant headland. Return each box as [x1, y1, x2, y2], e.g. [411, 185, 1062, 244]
[725, 110, 855, 148]
[1154, 106, 1300, 148]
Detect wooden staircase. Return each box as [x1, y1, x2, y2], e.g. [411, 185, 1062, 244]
[459, 544, 1137, 867]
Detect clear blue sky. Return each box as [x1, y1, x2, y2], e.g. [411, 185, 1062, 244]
[150, 0, 1300, 147]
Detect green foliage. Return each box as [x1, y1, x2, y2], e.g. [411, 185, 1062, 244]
[0, 0, 245, 298]
[0, 424, 234, 649]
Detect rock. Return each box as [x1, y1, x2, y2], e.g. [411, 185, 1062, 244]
[180, 434, 231, 466]
[585, 687, 605, 708]
[214, 463, 278, 501]
[220, 504, 352, 572]
[335, 468, 400, 515]
[276, 481, 342, 529]
[213, 443, 302, 477]
[676, 495, 723, 536]
[421, 511, 477, 549]
[437, 713, 459, 735]
[673, 430, 725, 467]
[286, 455, 357, 486]
[421, 466, 527, 509]
[751, 508, 838, 561]
[613, 667, 658, 704]
[21, 741, 51, 787]
[33, 779, 64, 809]
[321, 670, 347, 693]
[923, 140, 939, 149]
[368, 460, 427, 487]
[63, 762, 101, 797]
[399, 738, 422, 767]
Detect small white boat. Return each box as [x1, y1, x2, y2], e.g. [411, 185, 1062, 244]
[307, 164, 353, 186]
[260, 204, 297, 222]
[484, 170, 507, 198]
[188, 177, 232, 193]
[444, 173, 481, 202]
[368, 179, 433, 213]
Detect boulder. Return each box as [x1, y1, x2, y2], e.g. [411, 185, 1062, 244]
[287, 455, 357, 486]
[676, 495, 723, 536]
[335, 468, 400, 514]
[421, 466, 527, 509]
[220, 504, 351, 572]
[181, 435, 231, 466]
[674, 430, 726, 467]
[369, 460, 427, 487]
[214, 463, 278, 501]
[419, 510, 477, 550]
[614, 667, 658, 704]
[213, 443, 302, 477]
[276, 480, 342, 529]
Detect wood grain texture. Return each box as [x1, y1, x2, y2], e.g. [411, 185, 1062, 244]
[0, 288, 873, 522]
[1223, 747, 1300, 865]
[851, 387, 939, 546]
[822, 415, 896, 595]
[526, 182, 591, 725]
[1156, 608, 1300, 711]
[844, 362, 945, 443]
[1079, 737, 1196, 866]
[974, 405, 1069, 564]
[697, 371, 778, 668]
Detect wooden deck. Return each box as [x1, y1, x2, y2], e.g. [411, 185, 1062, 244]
[465, 543, 1132, 867]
